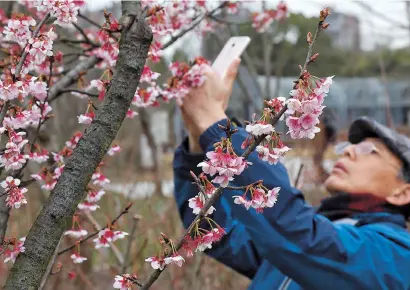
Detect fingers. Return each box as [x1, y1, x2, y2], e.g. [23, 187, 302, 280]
[223, 58, 241, 89]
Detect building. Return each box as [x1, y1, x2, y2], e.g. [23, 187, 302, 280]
[325, 10, 361, 51]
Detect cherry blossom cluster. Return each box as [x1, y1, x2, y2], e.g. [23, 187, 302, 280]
[0, 130, 29, 172]
[285, 73, 333, 139]
[144, 233, 185, 271]
[93, 228, 128, 249]
[233, 184, 280, 213]
[182, 224, 226, 256]
[252, 2, 288, 33]
[1, 237, 25, 264]
[32, 0, 83, 26]
[70, 242, 87, 264]
[243, 99, 291, 165]
[0, 176, 28, 209]
[3, 15, 36, 46]
[188, 173, 217, 216]
[198, 134, 251, 188]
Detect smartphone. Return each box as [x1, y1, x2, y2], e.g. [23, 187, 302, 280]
[211, 36, 251, 78]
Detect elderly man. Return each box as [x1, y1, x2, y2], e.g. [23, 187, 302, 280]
[173, 60, 410, 289]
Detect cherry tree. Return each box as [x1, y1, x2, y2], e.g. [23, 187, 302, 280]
[0, 1, 332, 289]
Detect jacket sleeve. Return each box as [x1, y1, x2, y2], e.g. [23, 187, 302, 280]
[173, 136, 266, 279]
[198, 119, 354, 287]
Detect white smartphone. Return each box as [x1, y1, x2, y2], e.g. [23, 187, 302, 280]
[211, 36, 251, 78]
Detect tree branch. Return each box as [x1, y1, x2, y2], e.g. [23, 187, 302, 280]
[60, 89, 99, 98]
[57, 203, 132, 256]
[48, 56, 100, 102]
[4, 1, 153, 288]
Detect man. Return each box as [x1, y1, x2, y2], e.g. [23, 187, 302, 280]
[173, 60, 410, 289]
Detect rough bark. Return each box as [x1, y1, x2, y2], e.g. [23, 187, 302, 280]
[0, 191, 9, 243]
[4, 2, 152, 289]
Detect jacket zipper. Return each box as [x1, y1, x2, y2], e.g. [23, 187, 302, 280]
[279, 277, 292, 290]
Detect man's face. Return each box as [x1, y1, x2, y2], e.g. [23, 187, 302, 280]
[324, 137, 404, 198]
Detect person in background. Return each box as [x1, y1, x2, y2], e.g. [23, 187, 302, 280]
[173, 59, 410, 289]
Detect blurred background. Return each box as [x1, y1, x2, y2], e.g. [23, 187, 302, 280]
[2, 0, 410, 289]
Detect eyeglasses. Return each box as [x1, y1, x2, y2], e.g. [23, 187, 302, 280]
[334, 141, 379, 156]
[334, 141, 402, 171]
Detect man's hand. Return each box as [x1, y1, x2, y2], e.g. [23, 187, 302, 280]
[179, 58, 241, 152]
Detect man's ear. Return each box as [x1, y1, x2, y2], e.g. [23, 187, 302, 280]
[386, 184, 410, 206]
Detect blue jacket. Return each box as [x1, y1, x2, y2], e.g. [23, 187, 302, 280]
[173, 119, 410, 290]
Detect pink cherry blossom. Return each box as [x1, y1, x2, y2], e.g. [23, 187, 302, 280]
[64, 229, 88, 238]
[92, 172, 110, 186]
[0, 132, 29, 171]
[107, 145, 121, 156]
[28, 28, 55, 65]
[148, 41, 163, 63]
[65, 132, 82, 149]
[3, 16, 36, 46]
[188, 194, 216, 216]
[1, 176, 28, 209]
[126, 109, 138, 119]
[198, 147, 250, 187]
[93, 228, 129, 249]
[28, 148, 50, 163]
[182, 63, 207, 88]
[77, 201, 99, 212]
[28, 80, 48, 101]
[252, 3, 287, 33]
[85, 189, 105, 203]
[88, 30, 119, 68]
[132, 87, 160, 108]
[70, 253, 87, 264]
[113, 275, 133, 290]
[34, 0, 80, 25]
[0, 80, 23, 101]
[164, 254, 185, 267]
[2, 237, 25, 264]
[78, 112, 95, 124]
[145, 256, 165, 270]
[233, 187, 281, 213]
[245, 122, 275, 136]
[140, 66, 160, 83]
[233, 195, 252, 210]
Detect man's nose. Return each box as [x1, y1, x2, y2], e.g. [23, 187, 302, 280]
[343, 144, 357, 160]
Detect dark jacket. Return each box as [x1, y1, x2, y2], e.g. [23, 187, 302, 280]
[173, 119, 410, 290]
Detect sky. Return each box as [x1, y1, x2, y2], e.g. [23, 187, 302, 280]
[83, 0, 410, 52]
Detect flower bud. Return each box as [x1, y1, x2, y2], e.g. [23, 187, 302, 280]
[320, 7, 331, 21]
[307, 32, 313, 45]
[309, 53, 319, 63]
[322, 22, 330, 29]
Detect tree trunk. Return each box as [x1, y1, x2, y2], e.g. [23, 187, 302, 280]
[4, 2, 152, 289]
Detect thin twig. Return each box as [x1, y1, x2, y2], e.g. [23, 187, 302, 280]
[60, 89, 99, 98]
[38, 236, 62, 290]
[72, 22, 97, 47]
[225, 181, 262, 191]
[78, 12, 119, 41]
[294, 163, 304, 189]
[0, 102, 9, 132]
[139, 10, 327, 290]
[83, 210, 125, 266]
[57, 203, 132, 256]
[120, 215, 141, 273]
